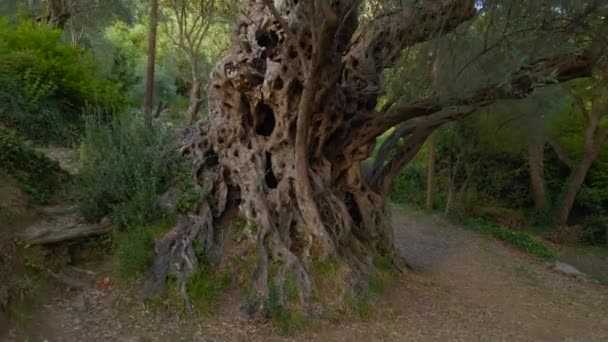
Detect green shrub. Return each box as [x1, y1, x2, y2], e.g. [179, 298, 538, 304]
[0, 18, 128, 144]
[175, 157, 205, 213]
[74, 112, 176, 227]
[581, 215, 608, 246]
[0, 127, 68, 203]
[389, 163, 426, 205]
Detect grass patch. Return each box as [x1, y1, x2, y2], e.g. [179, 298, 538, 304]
[114, 227, 155, 282]
[114, 219, 174, 283]
[464, 218, 557, 260]
[186, 264, 232, 315]
[267, 282, 308, 335]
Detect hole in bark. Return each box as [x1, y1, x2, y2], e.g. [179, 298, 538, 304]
[352, 58, 359, 67]
[265, 152, 278, 189]
[288, 79, 303, 97]
[274, 77, 284, 90]
[345, 192, 362, 227]
[288, 46, 297, 59]
[289, 120, 297, 140]
[244, 42, 252, 53]
[255, 103, 276, 136]
[255, 29, 279, 49]
[203, 152, 219, 168]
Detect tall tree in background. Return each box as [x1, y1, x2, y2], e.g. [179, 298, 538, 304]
[45, 0, 74, 28]
[141, 0, 607, 311]
[144, 0, 159, 123]
[527, 117, 548, 212]
[555, 69, 608, 225]
[426, 133, 436, 210]
[161, 0, 230, 124]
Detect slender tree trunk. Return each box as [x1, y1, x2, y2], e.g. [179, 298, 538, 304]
[527, 138, 547, 211]
[426, 133, 436, 210]
[185, 78, 202, 125]
[555, 66, 608, 226]
[444, 156, 461, 214]
[556, 155, 596, 226]
[144, 0, 159, 125]
[46, 0, 71, 28]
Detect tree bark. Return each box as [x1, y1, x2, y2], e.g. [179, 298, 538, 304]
[527, 123, 547, 211]
[185, 77, 202, 125]
[426, 133, 436, 210]
[46, 0, 71, 29]
[556, 155, 596, 226]
[555, 66, 608, 226]
[144, 0, 159, 125]
[528, 140, 547, 211]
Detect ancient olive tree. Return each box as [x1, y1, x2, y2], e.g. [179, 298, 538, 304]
[142, 0, 607, 312]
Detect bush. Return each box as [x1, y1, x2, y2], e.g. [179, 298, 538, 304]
[73, 112, 176, 228]
[581, 215, 608, 246]
[389, 163, 426, 205]
[0, 127, 68, 203]
[0, 18, 128, 144]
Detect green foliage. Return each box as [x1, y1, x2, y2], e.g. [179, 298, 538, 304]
[267, 283, 306, 335]
[389, 162, 426, 205]
[0, 127, 68, 203]
[186, 264, 231, 315]
[114, 227, 155, 281]
[345, 294, 374, 319]
[0, 18, 128, 144]
[175, 158, 205, 213]
[581, 215, 608, 246]
[74, 112, 176, 227]
[114, 219, 174, 282]
[464, 218, 557, 260]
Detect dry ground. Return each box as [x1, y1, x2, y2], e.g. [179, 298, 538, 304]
[3, 206, 608, 341]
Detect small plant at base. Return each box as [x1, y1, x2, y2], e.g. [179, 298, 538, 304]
[175, 157, 206, 213]
[368, 274, 386, 295]
[114, 227, 155, 283]
[186, 263, 231, 315]
[267, 283, 306, 335]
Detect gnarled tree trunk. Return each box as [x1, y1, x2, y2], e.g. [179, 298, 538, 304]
[140, 0, 601, 314]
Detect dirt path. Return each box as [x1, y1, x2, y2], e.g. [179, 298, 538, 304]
[5, 207, 608, 341]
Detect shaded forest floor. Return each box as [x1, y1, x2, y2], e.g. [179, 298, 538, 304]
[4, 204, 608, 341]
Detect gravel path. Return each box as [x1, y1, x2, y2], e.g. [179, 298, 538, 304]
[5, 207, 608, 341]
